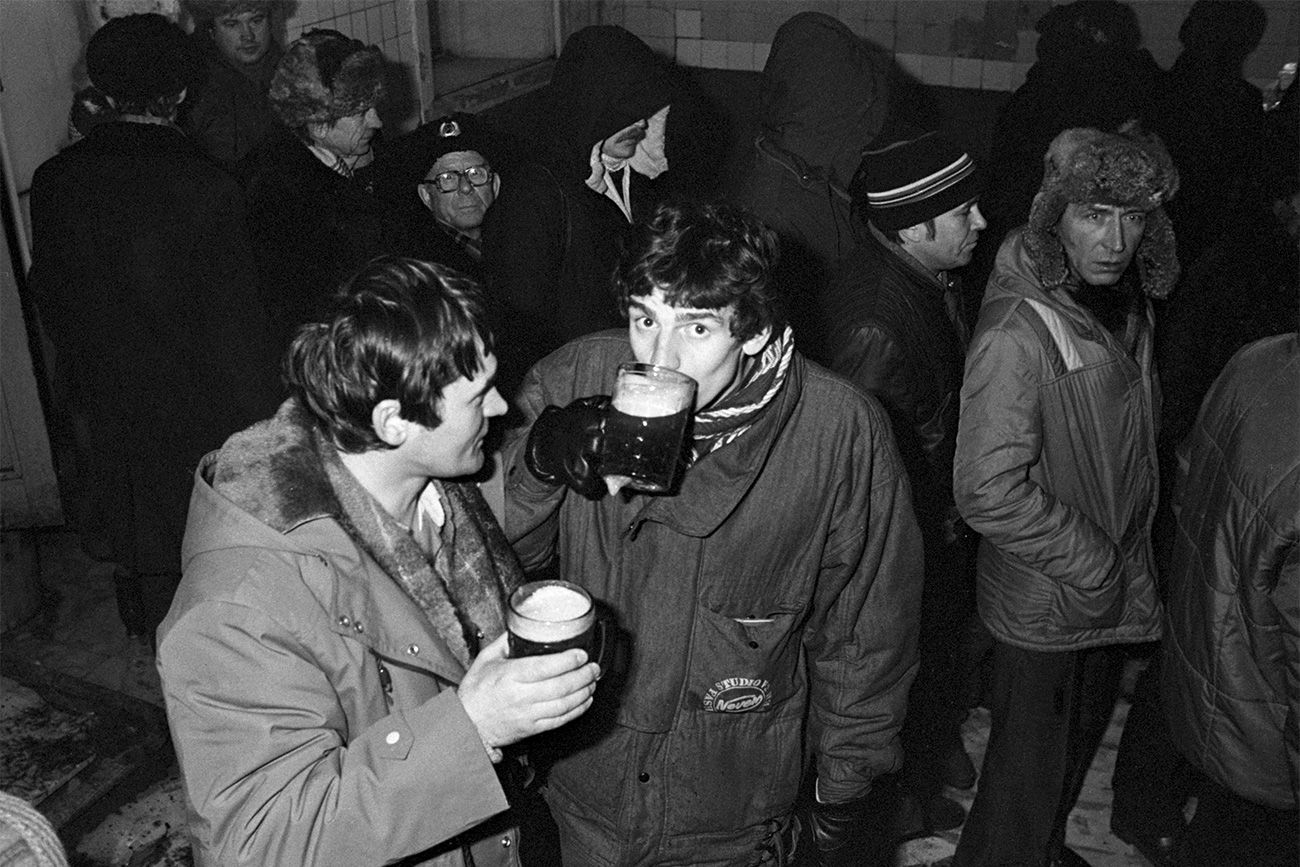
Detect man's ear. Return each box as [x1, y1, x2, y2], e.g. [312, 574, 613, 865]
[306, 120, 329, 147]
[897, 222, 927, 246]
[491, 173, 501, 197]
[741, 324, 773, 357]
[371, 399, 408, 447]
[417, 182, 433, 210]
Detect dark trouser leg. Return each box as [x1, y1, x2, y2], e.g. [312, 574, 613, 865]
[1181, 774, 1300, 867]
[1109, 648, 1190, 840]
[112, 566, 148, 637]
[952, 642, 1124, 867]
[136, 572, 181, 638]
[1045, 645, 1126, 860]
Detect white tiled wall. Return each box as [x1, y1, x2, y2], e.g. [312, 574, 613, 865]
[602, 0, 1300, 93]
[286, 0, 414, 68]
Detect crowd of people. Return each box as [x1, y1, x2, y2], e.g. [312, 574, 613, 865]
[24, 1, 1297, 866]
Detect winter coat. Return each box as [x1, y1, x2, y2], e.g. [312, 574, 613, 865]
[184, 40, 281, 168]
[954, 229, 1163, 651]
[1161, 334, 1299, 810]
[241, 127, 417, 349]
[729, 11, 889, 364]
[502, 331, 922, 862]
[482, 26, 671, 386]
[825, 226, 970, 556]
[157, 399, 524, 867]
[27, 120, 282, 575]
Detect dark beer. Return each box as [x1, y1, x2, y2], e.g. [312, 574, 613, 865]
[602, 403, 691, 493]
[507, 582, 599, 660]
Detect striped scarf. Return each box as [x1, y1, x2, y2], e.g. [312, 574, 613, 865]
[691, 325, 794, 462]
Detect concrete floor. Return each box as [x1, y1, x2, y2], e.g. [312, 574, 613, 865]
[0, 528, 1161, 867]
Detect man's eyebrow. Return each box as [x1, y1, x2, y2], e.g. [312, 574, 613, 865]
[674, 310, 724, 324]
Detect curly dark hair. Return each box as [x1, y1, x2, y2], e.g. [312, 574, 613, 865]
[613, 202, 781, 343]
[283, 256, 495, 453]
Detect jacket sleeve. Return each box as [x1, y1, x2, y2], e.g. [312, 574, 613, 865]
[1274, 544, 1300, 800]
[805, 406, 923, 803]
[501, 360, 568, 571]
[158, 592, 508, 866]
[954, 312, 1120, 590]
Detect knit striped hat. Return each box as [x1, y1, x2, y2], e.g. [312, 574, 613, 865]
[851, 129, 983, 231]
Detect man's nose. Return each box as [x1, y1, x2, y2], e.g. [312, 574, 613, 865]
[366, 107, 383, 129]
[1103, 216, 1126, 252]
[970, 204, 988, 231]
[648, 335, 679, 370]
[456, 172, 476, 193]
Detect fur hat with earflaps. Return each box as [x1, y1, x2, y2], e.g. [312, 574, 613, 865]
[1025, 122, 1180, 298]
[269, 29, 384, 131]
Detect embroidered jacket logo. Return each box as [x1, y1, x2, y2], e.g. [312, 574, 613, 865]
[703, 677, 772, 713]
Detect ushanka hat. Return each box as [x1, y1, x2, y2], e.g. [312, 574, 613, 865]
[269, 29, 384, 129]
[86, 13, 197, 105]
[1025, 122, 1181, 298]
[851, 129, 984, 232]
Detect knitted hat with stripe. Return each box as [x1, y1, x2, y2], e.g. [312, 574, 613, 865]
[850, 129, 983, 232]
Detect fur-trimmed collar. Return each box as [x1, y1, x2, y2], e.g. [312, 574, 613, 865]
[210, 398, 522, 667]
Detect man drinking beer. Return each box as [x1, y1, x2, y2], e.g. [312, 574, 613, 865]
[503, 201, 924, 866]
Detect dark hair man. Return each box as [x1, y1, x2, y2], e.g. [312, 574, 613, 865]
[502, 202, 923, 866]
[948, 124, 1179, 867]
[28, 12, 281, 641]
[157, 258, 600, 867]
[824, 128, 987, 842]
[182, 0, 284, 166]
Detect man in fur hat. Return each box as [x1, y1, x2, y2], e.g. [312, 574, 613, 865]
[242, 28, 417, 349]
[158, 257, 600, 867]
[947, 124, 1179, 867]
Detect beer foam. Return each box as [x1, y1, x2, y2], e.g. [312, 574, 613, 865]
[511, 585, 592, 643]
[612, 381, 686, 417]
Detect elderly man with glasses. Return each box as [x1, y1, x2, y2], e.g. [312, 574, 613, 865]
[412, 114, 503, 280]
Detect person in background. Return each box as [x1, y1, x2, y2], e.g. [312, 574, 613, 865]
[27, 13, 282, 643]
[181, 0, 283, 167]
[824, 128, 986, 844]
[729, 11, 890, 365]
[502, 201, 923, 866]
[158, 257, 600, 867]
[1158, 332, 1299, 867]
[482, 25, 673, 382]
[949, 124, 1178, 867]
[242, 28, 415, 348]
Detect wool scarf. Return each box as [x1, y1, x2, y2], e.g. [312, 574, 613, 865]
[690, 324, 794, 462]
[316, 428, 523, 668]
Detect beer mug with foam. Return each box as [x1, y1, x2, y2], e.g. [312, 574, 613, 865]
[507, 580, 606, 669]
[601, 362, 696, 493]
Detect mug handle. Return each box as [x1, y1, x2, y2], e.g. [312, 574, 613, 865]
[590, 618, 608, 680]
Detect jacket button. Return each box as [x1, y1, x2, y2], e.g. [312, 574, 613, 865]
[354, 621, 364, 633]
[501, 836, 511, 848]
[638, 772, 650, 783]
[475, 629, 485, 640]
[386, 731, 400, 745]
[337, 615, 351, 628]
[406, 644, 420, 655]
[749, 641, 759, 649]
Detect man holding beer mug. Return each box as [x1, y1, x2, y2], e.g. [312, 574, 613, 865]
[157, 258, 599, 867]
[504, 202, 924, 866]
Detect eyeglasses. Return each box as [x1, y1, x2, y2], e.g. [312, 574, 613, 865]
[423, 164, 493, 193]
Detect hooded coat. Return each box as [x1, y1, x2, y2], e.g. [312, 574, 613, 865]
[1161, 334, 1299, 811]
[729, 12, 889, 364]
[502, 331, 922, 864]
[954, 229, 1163, 651]
[482, 26, 672, 391]
[158, 400, 526, 867]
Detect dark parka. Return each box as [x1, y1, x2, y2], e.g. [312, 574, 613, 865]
[28, 120, 282, 577]
[825, 225, 969, 549]
[1161, 334, 1299, 810]
[184, 38, 282, 167]
[502, 331, 922, 862]
[954, 229, 1163, 650]
[730, 11, 889, 364]
[482, 26, 671, 380]
[158, 400, 523, 867]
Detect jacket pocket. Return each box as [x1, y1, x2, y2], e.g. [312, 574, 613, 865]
[1058, 557, 1126, 630]
[685, 606, 803, 713]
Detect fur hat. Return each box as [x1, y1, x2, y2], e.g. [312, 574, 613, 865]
[268, 29, 384, 129]
[86, 13, 195, 104]
[1025, 123, 1181, 298]
[852, 129, 984, 232]
[182, 0, 277, 25]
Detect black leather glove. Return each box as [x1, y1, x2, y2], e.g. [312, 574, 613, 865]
[809, 795, 871, 867]
[524, 396, 610, 499]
